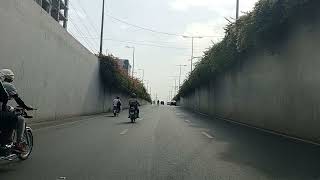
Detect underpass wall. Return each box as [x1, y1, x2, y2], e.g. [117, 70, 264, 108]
[0, 0, 142, 122]
[179, 13, 320, 142]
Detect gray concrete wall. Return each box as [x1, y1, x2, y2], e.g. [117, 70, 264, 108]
[0, 0, 143, 121]
[180, 13, 320, 142]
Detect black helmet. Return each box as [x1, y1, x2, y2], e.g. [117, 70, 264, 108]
[117, 96, 120, 99]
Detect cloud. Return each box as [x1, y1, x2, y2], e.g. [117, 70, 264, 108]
[169, 0, 235, 15]
[169, 0, 258, 16]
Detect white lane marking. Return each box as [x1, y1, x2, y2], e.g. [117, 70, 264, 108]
[176, 113, 182, 115]
[120, 129, 129, 135]
[184, 120, 191, 123]
[138, 118, 144, 121]
[201, 132, 214, 139]
[189, 123, 197, 126]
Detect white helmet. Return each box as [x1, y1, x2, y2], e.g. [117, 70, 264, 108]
[0, 69, 15, 82]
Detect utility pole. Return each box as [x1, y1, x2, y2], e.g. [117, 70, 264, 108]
[236, 0, 240, 19]
[177, 65, 187, 90]
[99, 0, 105, 56]
[183, 36, 203, 73]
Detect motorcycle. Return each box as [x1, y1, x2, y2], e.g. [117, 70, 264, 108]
[0, 106, 34, 161]
[128, 106, 138, 123]
[113, 105, 120, 117]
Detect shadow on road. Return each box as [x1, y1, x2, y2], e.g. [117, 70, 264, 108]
[115, 121, 136, 125]
[177, 107, 320, 179]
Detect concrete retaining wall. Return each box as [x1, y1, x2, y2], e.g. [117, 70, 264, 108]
[0, 0, 144, 121]
[179, 13, 320, 142]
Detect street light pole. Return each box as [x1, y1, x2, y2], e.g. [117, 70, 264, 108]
[138, 69, 144, 82]
[99, 0, 105, 56]
[236, 0, 240, 19]
[177, 64, 187, 90]
[169, 76, 178, 95]
[191, 37, 194, 72]
[144, 80, 149, 92]
[183, 36, 202, 73]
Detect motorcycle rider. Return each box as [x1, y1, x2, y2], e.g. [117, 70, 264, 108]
[128, 93, 140, 118]
[112, 96, 122, 113]
[0, 75, 19, 146]
[0, 69, 34, 152]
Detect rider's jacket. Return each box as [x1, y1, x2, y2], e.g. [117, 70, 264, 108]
[112, 99, 121, 107]
[128, 98, 140, 108]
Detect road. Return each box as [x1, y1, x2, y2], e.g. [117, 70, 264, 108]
[1, 105, 320, 180]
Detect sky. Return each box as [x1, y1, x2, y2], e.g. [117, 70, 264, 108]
[67, 0, 259, 101]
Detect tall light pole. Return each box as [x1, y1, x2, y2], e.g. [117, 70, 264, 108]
[144, 80, 149, 92]
[138, 69, 144, 82]
[183, 36, 203, 73]
[99, 0, 105, 56]
[236, 0, 240, 19]
[125, 46, 135, 77]
[177, 64, 187, 90]
[169, 76, 178, 95]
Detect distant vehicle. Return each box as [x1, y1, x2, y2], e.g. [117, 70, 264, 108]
[160, 101, 164, 105]
[170, 101, 177, 106]
[167, 102, 171, 105]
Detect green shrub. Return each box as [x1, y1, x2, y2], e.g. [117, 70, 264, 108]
[99, 54, 151, 102]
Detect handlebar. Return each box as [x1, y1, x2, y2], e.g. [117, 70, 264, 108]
[14, 106, 37, 118]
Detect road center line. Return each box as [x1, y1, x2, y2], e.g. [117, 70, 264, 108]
[185, 120, 191, 123]
[201, 132, 214, 139]
[120, 129, 129, 135]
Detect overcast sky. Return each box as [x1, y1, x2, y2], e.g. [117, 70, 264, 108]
[68, 0, 259, 101]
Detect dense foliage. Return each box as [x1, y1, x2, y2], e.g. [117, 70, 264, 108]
[176, 0, 319, 100]
[99, 55, 151, 102]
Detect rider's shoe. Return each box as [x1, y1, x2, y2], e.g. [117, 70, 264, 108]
[14, 142, 27, 153]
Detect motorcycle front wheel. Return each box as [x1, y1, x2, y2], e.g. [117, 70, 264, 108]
[18, 129, 33, 160]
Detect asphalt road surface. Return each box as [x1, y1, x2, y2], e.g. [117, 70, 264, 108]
[1, 105, 320, 180]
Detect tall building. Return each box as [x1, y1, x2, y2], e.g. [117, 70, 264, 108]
[117, 59, 131, 75]
[34, 0, 69, 29]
